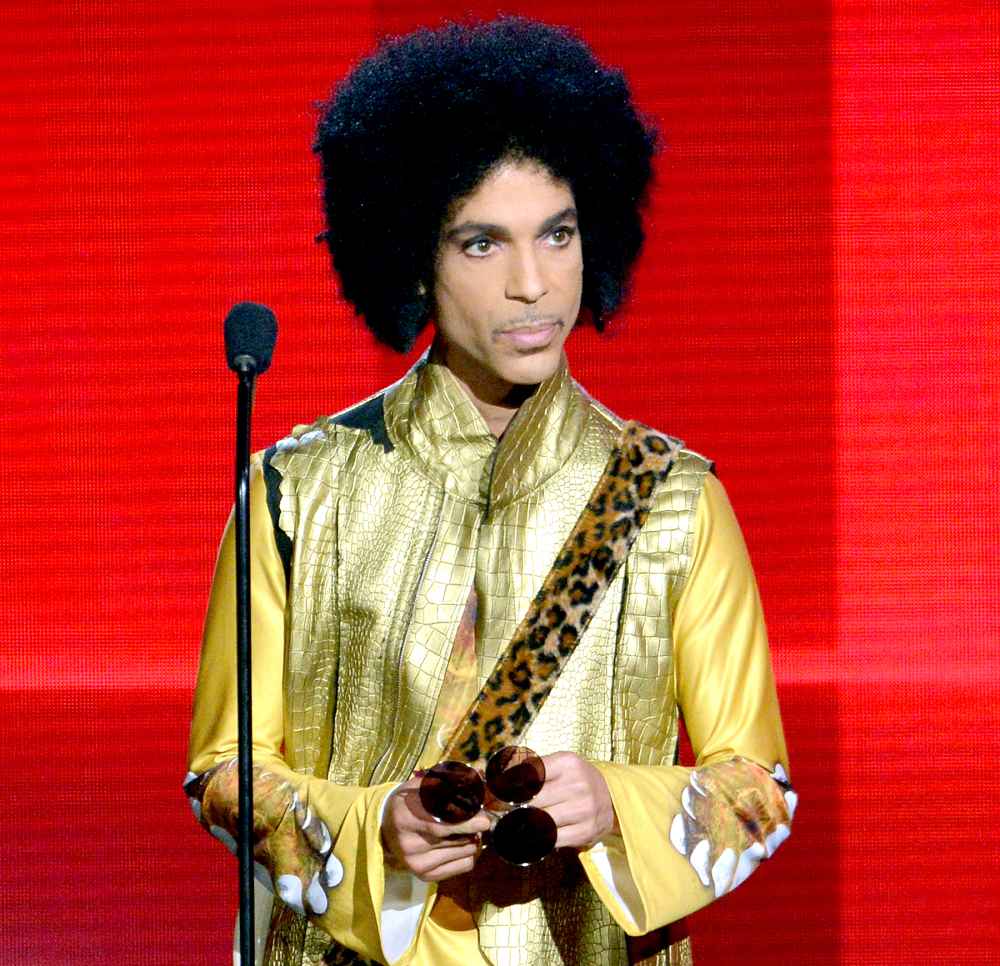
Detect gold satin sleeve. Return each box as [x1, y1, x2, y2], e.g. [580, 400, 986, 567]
[672, 472, 788, 771]
[185, 455, 398, 963]
[580, 472, 796, 934]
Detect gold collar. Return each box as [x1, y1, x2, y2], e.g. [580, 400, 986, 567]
[383, 351, 588, 510]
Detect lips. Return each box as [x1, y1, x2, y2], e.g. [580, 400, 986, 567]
[497, 320, 562, 350]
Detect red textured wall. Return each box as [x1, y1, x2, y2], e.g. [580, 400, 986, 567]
[1, 2, 997, 963]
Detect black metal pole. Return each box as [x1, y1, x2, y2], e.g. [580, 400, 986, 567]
[235, 369, 256, 965]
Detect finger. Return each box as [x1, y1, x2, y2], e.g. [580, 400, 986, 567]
[394, 782, 493, 834]
[530, 777, 586, 811]
[421, 827, 481, 847]
[395, 825, 451, 852]
[553, 820, 602, 851]
[528, 783, 565, 810]
[390, 783, 437, 824]
[415, 853, 478, 882]
[541, 792, 617, 844]
[388, 788, 459, 837]
[538, 800, 590, 830]
[408, 842, 480, 879]
[539, 751, 577, 781]
[423, 812, 492, 839]
[389, 831, 473, 871]
[393, 815, 484, 854]
[394, 777, 424, 796]
[398, 825, 483, 855]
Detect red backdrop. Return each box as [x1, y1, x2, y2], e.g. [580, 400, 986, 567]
[1, 2, 997, 963]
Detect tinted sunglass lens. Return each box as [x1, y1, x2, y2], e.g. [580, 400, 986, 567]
[485, 747, 546, 805]
[418, 761, 485, 823]
[491, 806, 557, 866]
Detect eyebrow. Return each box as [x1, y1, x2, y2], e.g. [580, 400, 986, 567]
[444, 206, 578, 242]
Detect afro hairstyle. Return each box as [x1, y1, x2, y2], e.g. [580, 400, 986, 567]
[314, 17, 658, 353]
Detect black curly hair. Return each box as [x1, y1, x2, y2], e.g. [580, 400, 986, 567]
[314, 17, 658, 353]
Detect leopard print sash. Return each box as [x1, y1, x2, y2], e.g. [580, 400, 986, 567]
[443, 421, 680, 768]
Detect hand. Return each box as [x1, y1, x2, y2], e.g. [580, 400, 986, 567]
[380, 776, 493, 882]
[529, 751, 620, 850]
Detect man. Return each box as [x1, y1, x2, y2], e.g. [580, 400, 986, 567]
[185, 18, 796, 966]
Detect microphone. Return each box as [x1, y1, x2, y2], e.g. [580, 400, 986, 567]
[225, 301, 278, 375]
[222, 300, 277, 965]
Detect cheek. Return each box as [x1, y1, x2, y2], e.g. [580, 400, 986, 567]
[438, 273, 497, 325]
[559, 248, 584, 288]
[433, 274, 464, 322]
[561, 268, 584, 308]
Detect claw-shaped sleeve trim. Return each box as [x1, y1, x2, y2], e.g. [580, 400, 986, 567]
[669, 758, 796, 897]
[183, 759, 340, 917]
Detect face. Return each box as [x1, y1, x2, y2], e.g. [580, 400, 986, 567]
[432, 158, 583, 404]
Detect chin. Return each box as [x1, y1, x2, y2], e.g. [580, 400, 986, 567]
[499, 350, 563, 387]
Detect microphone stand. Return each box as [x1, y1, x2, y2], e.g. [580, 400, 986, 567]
[233, 360, 257, 965]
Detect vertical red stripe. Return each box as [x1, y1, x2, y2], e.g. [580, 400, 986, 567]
[834, 2, 1000, 961]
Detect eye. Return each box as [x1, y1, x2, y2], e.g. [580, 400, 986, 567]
[462, 236, 496, 257]
[548, 226, 576, 247]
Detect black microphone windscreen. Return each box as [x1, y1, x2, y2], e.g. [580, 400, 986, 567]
[224, 302, 278, 374]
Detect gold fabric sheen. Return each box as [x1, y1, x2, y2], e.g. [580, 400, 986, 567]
[271, 355, 701, 965]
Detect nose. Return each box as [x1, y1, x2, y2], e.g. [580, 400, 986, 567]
[505, 246, 547, 304]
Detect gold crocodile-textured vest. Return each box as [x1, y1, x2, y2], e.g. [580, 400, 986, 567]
[262, 354, 709, 966]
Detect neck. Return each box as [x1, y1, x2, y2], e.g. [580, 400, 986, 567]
[434, 339, 537, 438]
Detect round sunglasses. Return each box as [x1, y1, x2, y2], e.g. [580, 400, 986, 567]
[418, 746, 557, 866]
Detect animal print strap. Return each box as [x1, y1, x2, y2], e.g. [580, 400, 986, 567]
[443, 421, 681, 768]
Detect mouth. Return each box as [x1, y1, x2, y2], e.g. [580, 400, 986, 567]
[495, 319, 563, 350]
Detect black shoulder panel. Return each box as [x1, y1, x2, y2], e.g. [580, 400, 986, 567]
[329, 393, 393, 453]
[262, 446, 293, 585]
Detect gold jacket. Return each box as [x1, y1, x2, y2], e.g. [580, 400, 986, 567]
[188, 353, 794, 966]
